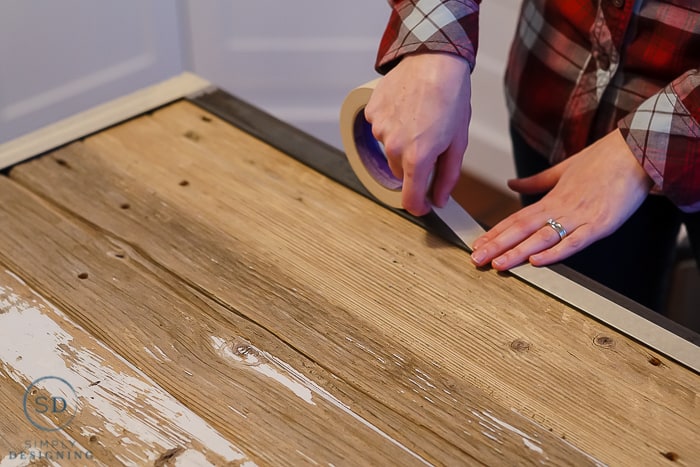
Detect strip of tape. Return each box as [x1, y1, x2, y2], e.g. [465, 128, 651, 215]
[340, 80, 699, 373]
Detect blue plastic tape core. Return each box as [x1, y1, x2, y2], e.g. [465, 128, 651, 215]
[353, 109, 403, 191]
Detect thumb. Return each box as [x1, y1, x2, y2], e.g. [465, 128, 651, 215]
[507, 162, 566, 195]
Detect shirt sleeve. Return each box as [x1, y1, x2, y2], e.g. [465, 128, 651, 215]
[618, 69, 700, 213]
[375, 0, 481, 75]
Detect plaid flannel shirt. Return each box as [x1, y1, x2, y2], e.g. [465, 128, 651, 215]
[376, 0, 700, 212]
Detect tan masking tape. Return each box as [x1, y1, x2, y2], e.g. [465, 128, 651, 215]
[340, 79, 700, 373]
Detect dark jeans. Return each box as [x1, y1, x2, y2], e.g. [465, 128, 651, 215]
[510, 126, 700, 313]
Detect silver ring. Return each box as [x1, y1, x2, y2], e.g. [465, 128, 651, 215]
[547, 218, 567, 240]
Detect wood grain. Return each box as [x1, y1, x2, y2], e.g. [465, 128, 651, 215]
[3, 100, 699, 466]
[0, 146, 589, 466]
[0, 270, 248, 466]
[0, 178, 457, 466]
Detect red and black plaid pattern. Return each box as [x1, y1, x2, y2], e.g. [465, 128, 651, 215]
[376, 0, 481, 74]
[376, 0, 700, 212]
[619, 71, 700, 212]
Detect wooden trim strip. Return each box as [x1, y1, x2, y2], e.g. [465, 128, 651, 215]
[0, 72, 211, 170]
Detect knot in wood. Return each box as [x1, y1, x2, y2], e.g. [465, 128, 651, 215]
[509, 339, 531, 353]
[661, 451, 679, 462]
[155, 447, 185, 467]
[648, 356, 662, 367]
[593, 335, 615, 349]
[232, 340, 263, 366]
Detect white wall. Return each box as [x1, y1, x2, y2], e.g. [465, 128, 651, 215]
[0, 0, 184, 144]
[183, 1, 386, 153]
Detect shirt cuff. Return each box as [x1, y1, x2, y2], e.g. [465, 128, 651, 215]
[618, 70, 700, 212]
[375, 0, 480, 74]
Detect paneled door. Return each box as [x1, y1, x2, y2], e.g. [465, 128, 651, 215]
[183, 1, 390, 150]
[0, 0, 184, 144]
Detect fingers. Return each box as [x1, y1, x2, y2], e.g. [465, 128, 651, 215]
[362, 53, 472, 217]
[400, 153, 434, 216]
[529, 223, 592, 266]
[369, 122, 461, 216]
[432, 138, 468, 208]
[471, 208, 552, 265]
[471, 215, 594, 270]
[490, 219, 589, 270]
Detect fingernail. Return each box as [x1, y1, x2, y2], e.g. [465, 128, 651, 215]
[492, 256, 505, 268]
[471, 250, 485, 264]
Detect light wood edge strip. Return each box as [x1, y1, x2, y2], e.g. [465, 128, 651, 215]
[511, 263, 700, 373]
[435, 197, 700, 373]
[0, 72, 212, 169]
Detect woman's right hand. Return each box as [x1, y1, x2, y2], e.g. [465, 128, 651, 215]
[364, 52, 472, 216]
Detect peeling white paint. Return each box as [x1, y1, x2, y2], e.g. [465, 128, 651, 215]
[481, 431, 500, 443]
[174, 449, 210, 467]
[344, 336, 387, 364]
[473, 410, 547, 458]
[228, 406, 248, 419]
[295, 450, 320, 465]
[0, 271, 252, 466]
[211, 335, 433, 466]
[523, 438, 543, 455]
[0, 455, 31, 467]
[143, 345, 170, 363]
[510, 409, 608, 467]
[211, 336, 314, 405]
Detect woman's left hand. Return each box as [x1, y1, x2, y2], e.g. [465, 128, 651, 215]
[470, 129, 654, 270]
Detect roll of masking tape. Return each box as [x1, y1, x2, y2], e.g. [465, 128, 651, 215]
[339, 79, 700, 372]
[340, 79, 485, 250]
[340, 79, 403, 209]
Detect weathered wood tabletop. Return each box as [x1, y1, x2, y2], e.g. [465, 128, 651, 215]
[0, 96, 698, 466]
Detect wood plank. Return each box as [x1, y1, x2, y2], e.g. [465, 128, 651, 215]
[0, 119, 592, 465]
[0, 269, 249, 466]
[0, 178, 470, 466]
[7, 100, 700, 465]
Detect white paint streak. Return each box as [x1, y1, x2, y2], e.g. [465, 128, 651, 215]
[345, 336, 387, 364]
[510, 409, 608, 467]
[228, 406, 248, 419]
[0, 271, 251, 466]
[267, 354, 433, 466]
[473, 410, 546, 457]
[174, 449, 210, 467]
[296, 450, 320, 465]
[143, 345, 170, 363]
[523, 438, 543, 455]
[211, 336, 314, 405]
[211, 336, 432, 466]
[481, 431, 500, 443]
[0, 455, 29, 467]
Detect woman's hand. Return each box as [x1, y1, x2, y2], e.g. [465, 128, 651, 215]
[364, 52, 472, 216]
[470, 129, 654, 270]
